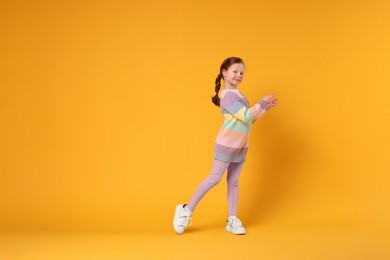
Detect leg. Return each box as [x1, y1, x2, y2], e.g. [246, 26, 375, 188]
[226, 162, 244, 216]
[186, 160, 229, 212]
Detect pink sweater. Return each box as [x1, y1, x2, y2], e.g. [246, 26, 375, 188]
[214, 89, 271, 163]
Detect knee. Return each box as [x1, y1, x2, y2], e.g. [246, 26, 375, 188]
[208, 175, 223, 186]
[227, 178, 239, 187]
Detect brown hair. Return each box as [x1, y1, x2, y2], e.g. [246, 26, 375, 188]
[211, 57, 245, 107]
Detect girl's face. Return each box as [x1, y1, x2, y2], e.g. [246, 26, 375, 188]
[222, 63, 245, 88]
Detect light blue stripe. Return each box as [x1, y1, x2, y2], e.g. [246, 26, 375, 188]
[214, 153, 246, 163]
[221, 121, 251, 132]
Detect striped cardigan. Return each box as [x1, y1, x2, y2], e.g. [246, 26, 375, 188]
[214, 89, 272, 163]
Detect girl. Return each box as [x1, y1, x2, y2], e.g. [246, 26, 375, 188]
[173, 57, 278, 235]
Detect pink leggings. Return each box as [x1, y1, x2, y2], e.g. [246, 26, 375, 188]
[186, 160, 244, 216]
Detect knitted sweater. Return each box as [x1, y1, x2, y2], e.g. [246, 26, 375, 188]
[214, 89, 272, 163]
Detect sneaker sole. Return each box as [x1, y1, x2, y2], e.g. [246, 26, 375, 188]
[226, 226, 246, 235]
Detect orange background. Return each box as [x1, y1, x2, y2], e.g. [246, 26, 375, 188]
[1, 0, 389, 255]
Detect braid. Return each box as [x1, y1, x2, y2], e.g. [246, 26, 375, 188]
[211, 57, 244, 107]
[211, 73, 223, 107]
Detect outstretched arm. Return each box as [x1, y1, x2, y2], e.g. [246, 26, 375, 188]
[222, 92, 278, 124]
[251, 94, 278, 122]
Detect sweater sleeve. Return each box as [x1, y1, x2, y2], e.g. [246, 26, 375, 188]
[250, 99, 272, 123]
[221, 91, 255, 124]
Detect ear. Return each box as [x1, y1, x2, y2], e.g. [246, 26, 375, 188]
[222, 69, 227, 77]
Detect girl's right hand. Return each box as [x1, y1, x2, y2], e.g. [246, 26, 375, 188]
[263, 94, 278, 106]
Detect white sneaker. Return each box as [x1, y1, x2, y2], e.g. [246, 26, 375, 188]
[173, 204, 192, 235]
[226, 216, 246, 235]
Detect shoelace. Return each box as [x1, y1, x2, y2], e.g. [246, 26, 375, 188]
[230, 218, 242, 228]
[178, 214, 192, 227]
